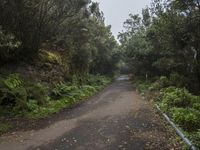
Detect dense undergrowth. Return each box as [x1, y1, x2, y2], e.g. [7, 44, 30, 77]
[134, 76, 200, 149]
[0, 74, 112, 134]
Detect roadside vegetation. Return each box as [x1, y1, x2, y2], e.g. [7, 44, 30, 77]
[119, 0, 200, 148]
[135, 77, 200, 148]
[0, 74, 111, 134]
[0, 0, 120, 134]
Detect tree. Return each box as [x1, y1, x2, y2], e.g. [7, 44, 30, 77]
[120, 0, 200, 93]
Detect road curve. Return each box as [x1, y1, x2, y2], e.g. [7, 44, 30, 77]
[0, 76, 181, 150]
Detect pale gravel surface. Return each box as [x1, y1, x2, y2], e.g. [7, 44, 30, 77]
[0, 76, 182, 150]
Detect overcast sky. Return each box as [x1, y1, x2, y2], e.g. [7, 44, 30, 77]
[92, 0, 151, 38]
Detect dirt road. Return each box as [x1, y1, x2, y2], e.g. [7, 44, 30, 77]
[0, 76, 181, 150]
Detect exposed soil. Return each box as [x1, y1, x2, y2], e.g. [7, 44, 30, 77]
[0, 76, 182, 150]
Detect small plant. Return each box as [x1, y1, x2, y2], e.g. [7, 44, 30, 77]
[3, 74, 23, 89]
[0, 74, 28, 111]
[52, 83, 79, 99]
[135, 80, 152, 93]
[27, 83, 49, 106]
[38, 50, 63, 65]
[27, 100, 39, 111]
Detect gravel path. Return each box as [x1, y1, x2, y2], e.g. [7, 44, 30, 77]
[0, 76, 181, 150]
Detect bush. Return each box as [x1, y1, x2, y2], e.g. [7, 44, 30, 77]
[27, 83, 49, 106]
[193, 103, 200, 111]
[0, 74, 111, 118]
[0, 27, 21, 61]
[0, 74, 49, 112]
[189, 130, 200, 148]
[85, 75, 111, 86]
[169, 72, 186, 88]
[171, 108, 200, 132]
[149, 76, 169, 91]
[3, 74, 23, 89]
[38, 50, 63, 65]
[135, 81, 152, 93]
[52, 83, 79, 99]
[27, 100, 39, 111]
[158, 87, 196, 111]
[0, 74, 28, 111]
[68, 74, 111, 86]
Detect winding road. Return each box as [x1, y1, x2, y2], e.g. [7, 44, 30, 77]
[0, 76, 181, 150]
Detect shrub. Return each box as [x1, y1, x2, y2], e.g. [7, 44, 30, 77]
[149, 76, 169, 91]
[0, 74, 49, 112]
[193, 103, 200, 111]
[169, 72, 186, 88]
[171, 108, 200, 132]
[189, 130, 200, 148]
[135, 81, 152, 93]
[27, 83, 49, 106]
[158, 87, 196, 111]
[67, 75, 111, 87]
[52, 83, 79, 99]
[81, 85, 96, 96]
[27, 100, 39, 111]
[0, 74, 28, 111]
[80, 74, 111, 86]
[3, 74, 23, 89]
[38, 50, 63, 65]
[0, 27, 21, 61]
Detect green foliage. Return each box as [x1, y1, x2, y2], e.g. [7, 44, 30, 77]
[159, 87, 196, 111]
[189, 131, 200, 148]
[3, 74, 23, 90]
[122, 0, 200, 147]
[154, 85, 200, 147]
[27, 100, 38, 112]
[85, 75, 111, 86]
[171, 108, 200, 132]
[149, 76, 169, 91]
[82, 85, 96, 94]
[120, 0, 200, 94]
[0, 26, 21, 61]
[0, 74, 50, 112]
[0, 1, 120, 76]
[135, 81, 152, 93]
[38, 50, 63, 65]
[27, 83, 49, 106]
[27, 75, 111, 119]
[52, 75, 111, 100]
[0, 74, 28, 111]
[135, 79, 200, 147]
[0, 73, 111, 119]
[0, 123, 12, 134]
[193, 103, 200, 111]
[169, 73, 187, 88]
[52, 84, 79, 100]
